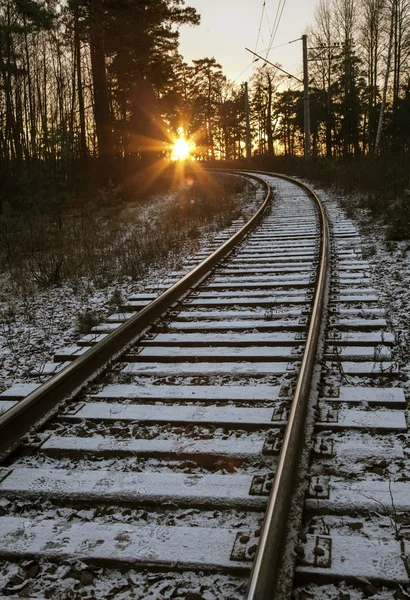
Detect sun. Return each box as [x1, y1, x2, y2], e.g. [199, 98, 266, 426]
[171, 137, 191, 161]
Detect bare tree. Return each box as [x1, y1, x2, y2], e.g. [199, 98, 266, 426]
[309, 0, 337, 157]
[374, 0, 396, 153]
[359, 0, 386, 152]
[250, 66, 280, 157]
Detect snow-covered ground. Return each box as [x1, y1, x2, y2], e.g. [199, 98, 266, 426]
[311, 184, 410, 396]
[294, 181, 410, 600]
[0, 178, 263, 393]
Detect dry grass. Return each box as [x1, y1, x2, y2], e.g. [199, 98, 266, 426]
[0, 170, 249, 295]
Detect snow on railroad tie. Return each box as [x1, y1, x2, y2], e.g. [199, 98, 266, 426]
[335, 307, 385, 317]
[238, 223, 316, 231]
[53, 344, 89, 361]
[235, 247, 315, 257]
[0, 468, 272, 509]
[91, 383, 281, 402]
[337, 261, 370, 269]
[322, 386, 405, 406]
[249, 224, 317, 230]
[326, 331, 395, 345]
[337, 270, 371, 278]
[333, 287, 377, 294]
[335, 231, 361, 238]
[29, 361, 71, 377]
[51, 344, 300, 363]
[306, 477, 410, 514]
[167, 319, 306, 332]
[158, 271, 313, 287]
[338, 278, 372, 287]
[337, 268, 370, 277]
[335, 237, 362, 244]
[0, 382, 41, 400]
[61, 402, 287, 428]
[198, 285, 312, 295]
[34, 434, 270, 460]
[175, 308, 304, 320]
[91, 322, 123, 333]
[0, 383, 48, 413]
[0, 401, 17, 414]
[194, 288, 312, 299]
[330, 318, 388, 329]
[296, 534, 409, 584]
[121, 361, 293, 377]
[226, 246, 317, 254]
[325, 345, 391, 360]
[206, 282, 314, 295]
[244, 234, 317, 242]
[312, 433, 405, 462]
[106, 312, 137, 323]
[129, 346, 300, 362]
[243, 237, 319, 244]
[227, 259, 315, 267]
[185, 295, 310, 307]
[218, 267, 314, 276]
[247, 240, 316, 245]
[0, 518, 257, 572]
[77, 332, 108, 346]
[332, 293, 379, 303]
[212, 268, 317, 276]
[197, 280, 312, 290]
[239, 236, 317, 243]
[197, 282, 311, 303]
[222, 252, 316, 261]
[316, 404, 406, 431]
[143, 332, 301, 346]
[325, 361, 397, 375]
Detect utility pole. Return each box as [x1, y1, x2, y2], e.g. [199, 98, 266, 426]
[302, 34, 311, 160]
[244, 82, 252, 160]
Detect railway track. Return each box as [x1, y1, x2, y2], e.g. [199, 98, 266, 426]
[0, 171, 407, 600]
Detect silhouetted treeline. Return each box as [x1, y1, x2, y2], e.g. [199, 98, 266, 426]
[0, 0, 250, 210]
[1, 0, 410, 213]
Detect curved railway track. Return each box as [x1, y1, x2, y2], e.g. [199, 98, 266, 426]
[0, 171, 407, 600]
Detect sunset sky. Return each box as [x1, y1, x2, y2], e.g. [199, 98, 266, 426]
[179, 0, 319, 87]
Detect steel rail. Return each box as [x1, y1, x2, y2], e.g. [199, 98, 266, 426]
[0, 173, 271, 462]
[243, 173, 329, 600]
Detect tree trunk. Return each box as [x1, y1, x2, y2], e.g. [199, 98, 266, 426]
[374, 0, 395, 154]
[266, 76, 274, 157]
[206, 70, 215, 159]
[89, 0, 114, 174]
[74, 1, 87, 163]
[23, 15, 37, 159]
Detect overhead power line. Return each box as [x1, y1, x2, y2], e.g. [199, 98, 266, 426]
[245, 47, 303, 83]
[266, 0, 288, 57]
[259, 36, 302, 55]
[271, 0, 287, 48]
[232, 61, 255, 84]
[235, 17, 298, 86]
[268, 0, 284, 52]
[254, 1, 267, 54]
[264, 5, 272, 36]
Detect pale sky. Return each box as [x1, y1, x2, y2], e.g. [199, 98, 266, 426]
[179, 0, 319, 86]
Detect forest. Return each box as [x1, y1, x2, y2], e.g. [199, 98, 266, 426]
[0, 0, 409, 210]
